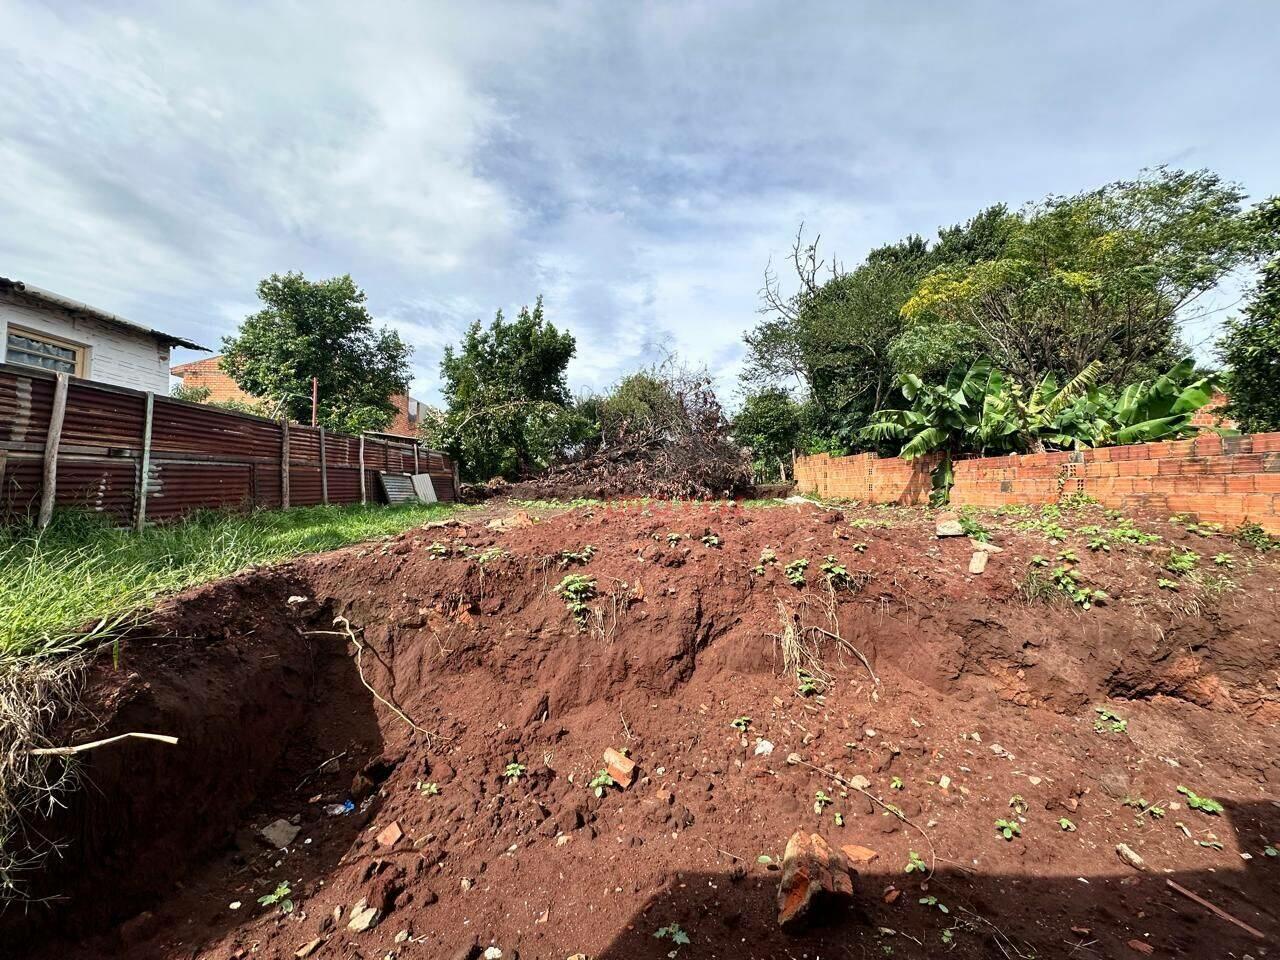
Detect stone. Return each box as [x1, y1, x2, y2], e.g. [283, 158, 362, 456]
[1116, 843, 1146, 871]
[377, 821, 404, 847]
[483, 948, 504, 960]
[839, 843, 879, 864]
[1126, 940, 1154, 955]
[754, 739, 775, 756]
[935, 513, 965, 537]
[970, 539, 1004, 553]
[777, 831, 854, 931]
[260, 818, 301, 848]
[295, 939, 324, 958]
[603, 747, 636, 788]
[849, 774, 871, 791]
[969, 551, 989, 575]
[347, 898, 380, 932]
[1099, 770, 1130, 800]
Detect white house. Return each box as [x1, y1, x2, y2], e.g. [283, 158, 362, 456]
[0, 278, 206, 394]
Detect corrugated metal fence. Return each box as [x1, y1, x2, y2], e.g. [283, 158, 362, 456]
[0, 362, 457, 527]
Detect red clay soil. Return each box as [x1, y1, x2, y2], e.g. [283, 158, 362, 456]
[9, 499, 1280, 960]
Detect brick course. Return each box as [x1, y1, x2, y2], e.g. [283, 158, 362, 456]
[794, 432, 1280, 533]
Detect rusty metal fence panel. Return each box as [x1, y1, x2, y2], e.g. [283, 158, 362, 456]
[0, 362, 458, 526]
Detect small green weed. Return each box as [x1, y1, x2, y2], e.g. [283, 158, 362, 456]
[1235, 521, 1278, 552]
[730, 716, 751, 732]
[654, 923, 691, 946]
[796, 669, 820, 697]
[1212, 553, 1234, 567]
[258, 881, 294, 913]
[890, 776, 904, 791]
[1177, 785, 1223, 815]
[1166, 548, 1200, 575]
[820, 555, 853, 588]
[503, 762, 527, 783]
[813, 790, 834, 814]
[919, 894, 950, 914]
[589, 769, 617, 797]
[752, 547, 778, 575]
[994, 818, 1021, 840]
[1058, 818, 1076, 831]
[700, 531, 722, 548]
[554, 574, 597, 626]
[784, 558, 809, 586]
[1157, 578, 1180, 591]
[1094, 707, 1128, 734]
[559, 545, 596, 565]
[415, 780, 440, 797]
[904, 850, 928, 873]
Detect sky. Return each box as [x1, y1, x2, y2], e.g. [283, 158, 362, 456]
[2, 1, 1278, 406]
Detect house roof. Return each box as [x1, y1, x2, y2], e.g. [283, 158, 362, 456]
[0, 277, 210, 352]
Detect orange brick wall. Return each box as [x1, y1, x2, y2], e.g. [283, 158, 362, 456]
[795, 432, 1280, 533]
[170, 355, 257, 405]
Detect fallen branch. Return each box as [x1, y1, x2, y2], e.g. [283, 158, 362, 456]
[1166, 878, 1265, 941]
[28, 732, 178, 756]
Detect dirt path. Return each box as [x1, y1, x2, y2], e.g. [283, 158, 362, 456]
[11, 499, 1280, 959]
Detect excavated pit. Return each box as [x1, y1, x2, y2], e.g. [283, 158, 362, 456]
[9, 501, 1280, 959]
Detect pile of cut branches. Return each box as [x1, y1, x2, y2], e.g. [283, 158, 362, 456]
[511, 365, 751, 500]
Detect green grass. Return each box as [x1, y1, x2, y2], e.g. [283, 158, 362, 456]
[0, 502, 460, 664]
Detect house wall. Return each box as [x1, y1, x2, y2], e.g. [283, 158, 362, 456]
[0, 291, 171, 394]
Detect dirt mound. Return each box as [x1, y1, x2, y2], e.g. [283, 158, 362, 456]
[9, 500, 1280, 959]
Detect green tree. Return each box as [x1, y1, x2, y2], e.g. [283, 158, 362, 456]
[731, 389, 806, 479]
[744, 209, 1013, 449]
[1219, 197, 1280, 432]
[903, 168, 1256, 385]
[221, 272, 410, 434]
[424, 296, 578, 480]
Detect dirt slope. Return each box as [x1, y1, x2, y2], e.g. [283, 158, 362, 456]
[11, 499, 1280, 960]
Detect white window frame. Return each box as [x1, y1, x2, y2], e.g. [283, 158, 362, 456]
[5, 324, 89, 377]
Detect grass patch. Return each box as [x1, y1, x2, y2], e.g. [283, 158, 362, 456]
[0, 502, 460, 665]
[0, 501, 458, 899]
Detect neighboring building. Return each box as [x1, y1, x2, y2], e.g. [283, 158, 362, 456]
[1, 277, 207, 394]
[172, 353, 422, 435]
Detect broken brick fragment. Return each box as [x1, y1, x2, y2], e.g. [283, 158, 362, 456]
[603, 748, 636, 788]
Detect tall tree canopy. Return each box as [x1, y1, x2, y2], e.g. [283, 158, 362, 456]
[743, 168, 1259, 455]
[903, 168, 1255, 384]
[1219, 197, 1280, 432]
[424, 296, 579, 480]
[222, 272, 411, 434]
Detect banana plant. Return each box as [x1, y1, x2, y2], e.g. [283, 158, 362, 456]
[862, 356, 1220, 502]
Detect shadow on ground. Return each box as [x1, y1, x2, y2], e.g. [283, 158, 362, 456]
[593, 799, 1278, 960]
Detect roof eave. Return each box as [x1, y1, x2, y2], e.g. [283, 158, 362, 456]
[0, 278, 211, 352]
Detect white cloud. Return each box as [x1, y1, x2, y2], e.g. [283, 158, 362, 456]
[1, 0, 1277, 404]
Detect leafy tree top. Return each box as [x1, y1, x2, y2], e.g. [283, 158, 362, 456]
[221, 272, 410, 434]
[427, 296, 579, 479]
[1218, 196, 1280, 432]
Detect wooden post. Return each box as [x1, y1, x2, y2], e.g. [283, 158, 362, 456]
[36, 372, 69, 530]
[134, 391, 155, 532]
[280, 419, 291, 509]
[358, 435, 367, 504]
[413, 443, 420, 475]
[452, 456, 460, 502]
[319, 426, 328, 505]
